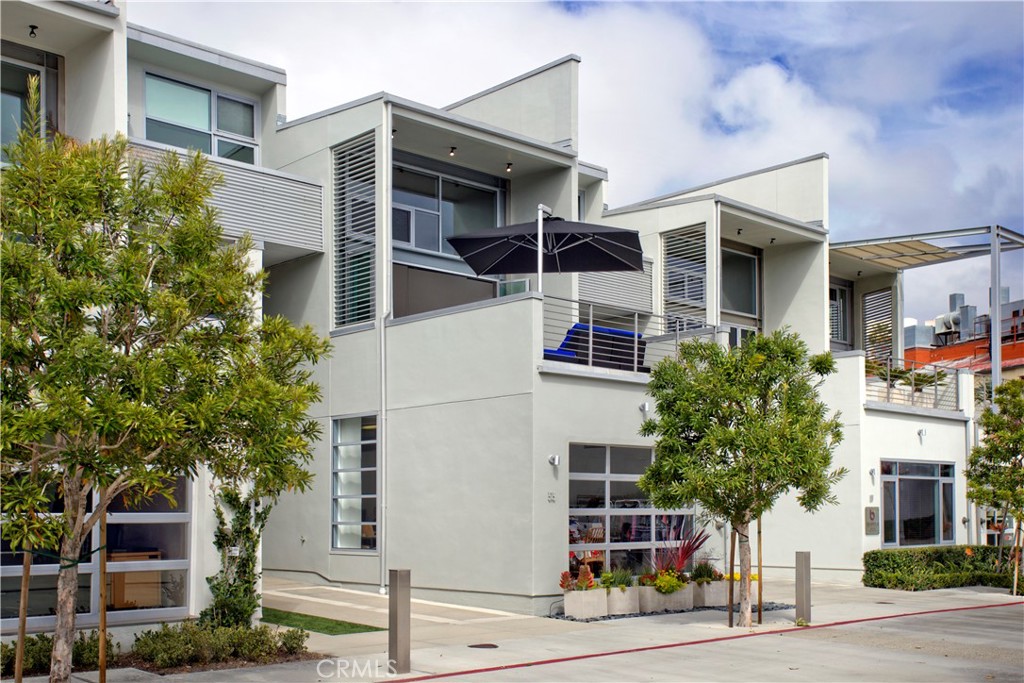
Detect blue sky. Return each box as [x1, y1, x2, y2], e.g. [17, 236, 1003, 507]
[129, 0, 1022, 323]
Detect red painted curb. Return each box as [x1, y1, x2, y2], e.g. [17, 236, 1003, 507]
[397, 600, 1024, 682]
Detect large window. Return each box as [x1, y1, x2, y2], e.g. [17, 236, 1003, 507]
[392, 159, 501, 257]
[568, 444, 693, 574]
[721, 248, 759, 318]
[0, 477, 190, 628]
[881, 460, 955, 546]
[1, 41, 60, 163]
[331, 415, 378, 550]
[145, 74, 257, 164]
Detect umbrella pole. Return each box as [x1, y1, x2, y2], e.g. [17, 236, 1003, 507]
[537, 204, 550, 294]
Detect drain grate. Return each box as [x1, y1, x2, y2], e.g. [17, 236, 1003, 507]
[468, 643, 499, 649]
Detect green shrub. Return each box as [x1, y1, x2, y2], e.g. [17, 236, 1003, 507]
[279, 627, 309, 655]
[230, 624, 278, 663]
[1, 641, 13, 677]
[653, 570, 685, 594]
[132, 621, 287, 668]
[600, 567, 634, 592]
[72, 630, 116, 669]
[863, 545, 1023, 590]
[23, 633, 53, 674]
[691, 560, 722, 584]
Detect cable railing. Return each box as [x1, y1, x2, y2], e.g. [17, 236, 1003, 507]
[542, 296, 712, 373]
[864, 357, 961, 411]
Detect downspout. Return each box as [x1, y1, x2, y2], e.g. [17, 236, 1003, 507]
[379, 102, 393, 594]
[990, 225, 1002, 396]
[713, 199, 724, 346]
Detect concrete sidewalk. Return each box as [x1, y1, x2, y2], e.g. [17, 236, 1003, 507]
[42, 578, 1024, 682]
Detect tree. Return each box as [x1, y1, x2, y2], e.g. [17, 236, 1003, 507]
[638, 329, 846, 627]
[0, 90, 329, 683]
[967, 377, 1024, 589]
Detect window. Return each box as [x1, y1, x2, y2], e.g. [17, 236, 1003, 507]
[145, 74, 256, 164]
[392, 160, 501, 257]
[0, 476, 190, 628]
[1, 41, 60, 163]
[568, 444, 693, 574]
[721, 248, 758, 317]
[881, 460, 955, 546]
[830, 281, 853, 350]
[331, 416, 377, 550]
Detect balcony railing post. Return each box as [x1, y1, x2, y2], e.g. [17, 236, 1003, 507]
[885, 357, 892, 404]
[587, 303, 594, 368]
[933, 367, 939, 410]
[633, 312, 639, 371]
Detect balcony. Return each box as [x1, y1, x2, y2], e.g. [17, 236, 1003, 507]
[542, 296, 712, 374]
[865, 357, 962, 412]
[129, 140, 322, 266]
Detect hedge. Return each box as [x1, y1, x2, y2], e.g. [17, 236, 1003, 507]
[863, 545, 1022, 591]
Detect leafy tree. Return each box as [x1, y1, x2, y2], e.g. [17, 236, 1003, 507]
[0, 89, 329, 682]
[638, 329, 846, 627]
[967, 378, 1024, 569]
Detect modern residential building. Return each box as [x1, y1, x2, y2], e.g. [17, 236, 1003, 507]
[1, 0, 1005, 630]
[1, 0, 323, 634]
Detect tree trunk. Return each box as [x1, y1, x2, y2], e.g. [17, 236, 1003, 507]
[735, 519, 752, 628]
[49, 533, 82, 683]
[15, 542, 32, 683]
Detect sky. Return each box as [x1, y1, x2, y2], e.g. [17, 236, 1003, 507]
[127, 0, 1023, 325]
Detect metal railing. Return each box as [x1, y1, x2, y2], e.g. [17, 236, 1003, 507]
[542, 296, 712, 373]
[864, 357, 961, 411]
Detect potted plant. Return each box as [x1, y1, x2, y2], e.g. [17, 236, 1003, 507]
[561, 565, 607, 619]
[601, 567, 638, 616]
[691, 559, 726, 607]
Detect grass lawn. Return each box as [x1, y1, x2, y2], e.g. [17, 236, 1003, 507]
[261, 607, 385, 636]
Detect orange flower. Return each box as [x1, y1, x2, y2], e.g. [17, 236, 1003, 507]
[965, 547, 974, 557]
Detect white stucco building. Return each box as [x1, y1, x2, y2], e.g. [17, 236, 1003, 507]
[1, 0, 982, 629]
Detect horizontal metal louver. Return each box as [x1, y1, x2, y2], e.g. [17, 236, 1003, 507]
[579, 259, 653, 313]
[662, 225, 707, 331]
[863, 288, 893, 359]
[128, 142, 322, 253]
[333, 133, 377, 328]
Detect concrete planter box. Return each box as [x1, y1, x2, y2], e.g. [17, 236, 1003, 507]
[564, 590, 607, 619]
[692, 580, 727, 607]
[639, 584, 693, 612]
[606, 586, 640, 615]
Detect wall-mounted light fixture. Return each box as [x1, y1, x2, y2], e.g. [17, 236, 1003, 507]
[506, 162, 513, 173]
[639, 402, 650, 418]
[449, 146, 457, 157]
[391, 129, 396, 139]
[869, 467, 876, 485]
[29, 25, 38, 38]
[547, 454, 560, 467]
[917, 428, 927, 444]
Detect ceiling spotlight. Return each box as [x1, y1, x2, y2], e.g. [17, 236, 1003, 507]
[29, 25, 38, 38]
[769, 237, 776, 245]
[506, 162, 513, 173]
[737, 228, 742, 235]
[857, 270, 863, 277]
[391, 128, 396, 139]
[449, 146, 457, 157]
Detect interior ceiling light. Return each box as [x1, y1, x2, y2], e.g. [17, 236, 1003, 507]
[29, 25, 38, 38]
[449, 147, 457, 157]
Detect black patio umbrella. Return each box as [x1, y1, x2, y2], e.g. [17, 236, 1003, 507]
[446, 217, 644, 281]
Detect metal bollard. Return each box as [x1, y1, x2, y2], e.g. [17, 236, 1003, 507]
[388, 569, 411, 674]
[795, 551, 811, 624]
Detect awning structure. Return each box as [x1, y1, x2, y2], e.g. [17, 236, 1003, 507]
[830, 225, 1024, 393]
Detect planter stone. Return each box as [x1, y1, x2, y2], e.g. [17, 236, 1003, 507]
[564, 589, 607, 619]
[606, 586, 639, 616]
[692, 580, 727, 607]
[639, 584, 693, 612]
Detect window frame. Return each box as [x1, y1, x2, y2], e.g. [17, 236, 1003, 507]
[829, 279, 853, 349]
[143, 71, 259, 165]
[880, 459, 956, 548]
[391, 159, 504, 260]
[330, 413, 379, 553]
[0, 477, 192, 631]
[720, 246, 760, 320]
[568, 444, 694, 573]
